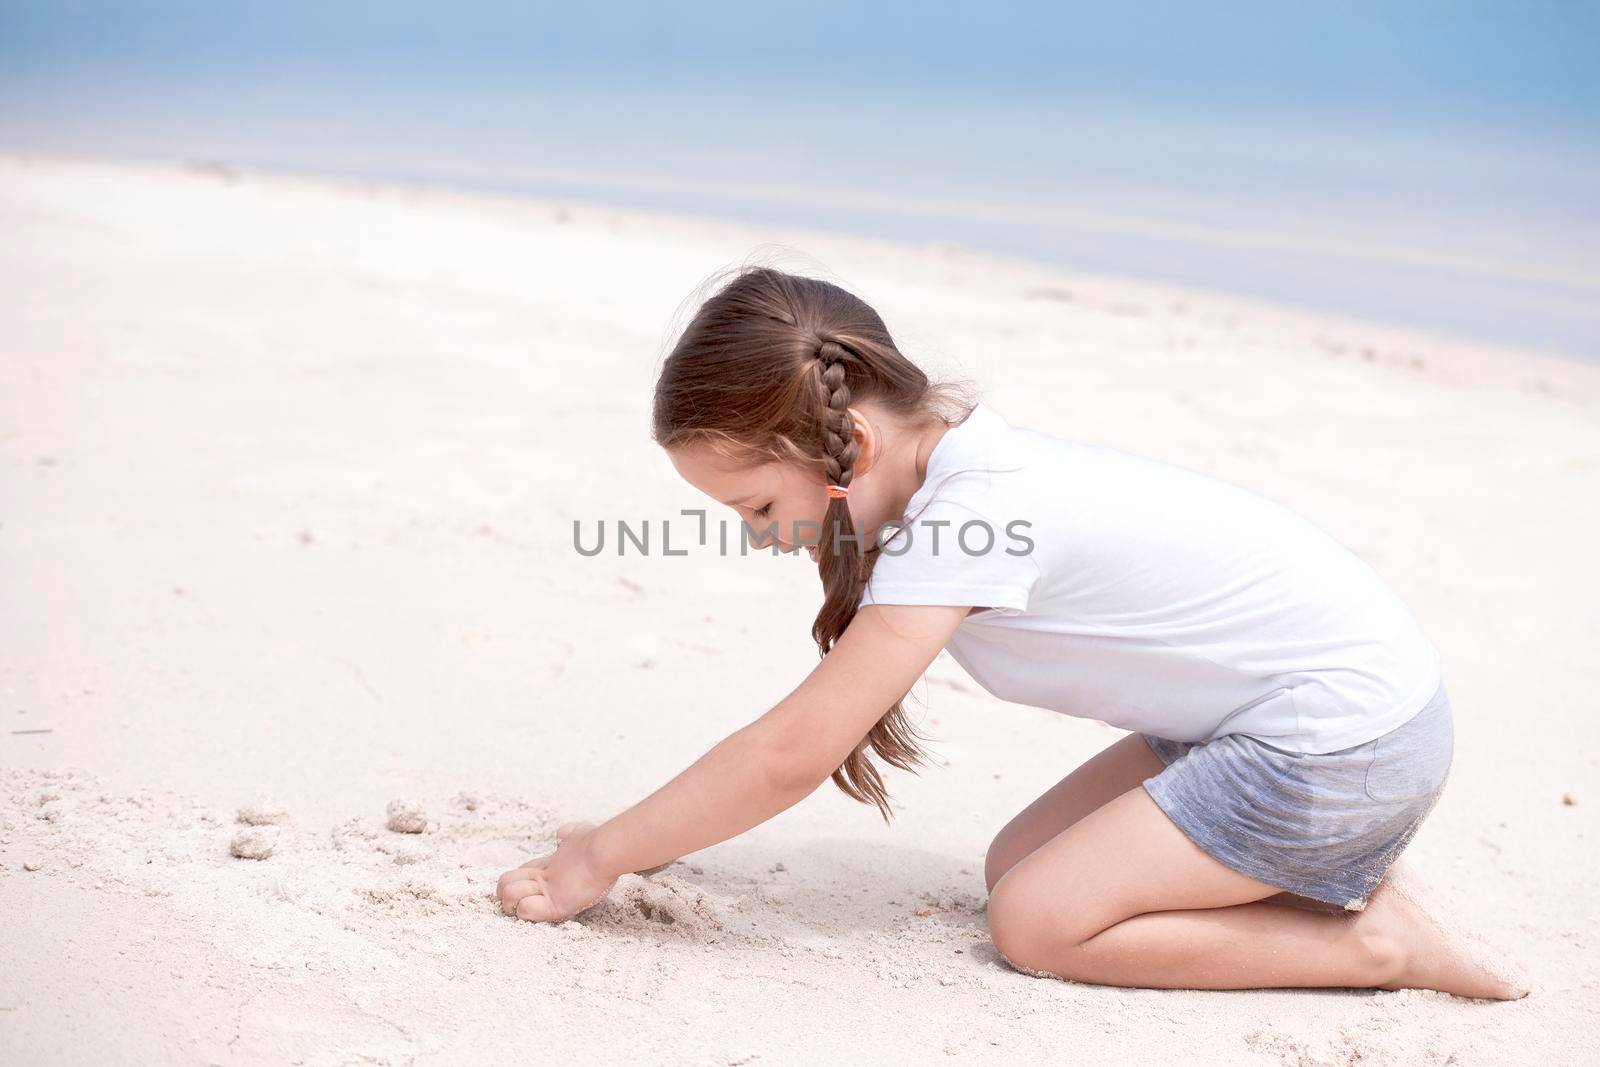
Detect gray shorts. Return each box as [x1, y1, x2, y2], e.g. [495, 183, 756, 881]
[1140, 679, 1454, 911]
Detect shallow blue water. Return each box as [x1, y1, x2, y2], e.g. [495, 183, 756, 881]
[2, 4, 1595, 358]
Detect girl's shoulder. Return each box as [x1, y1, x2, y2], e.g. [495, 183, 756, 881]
[859, 404, 1045, 616]
[902, 402, 1032, 516]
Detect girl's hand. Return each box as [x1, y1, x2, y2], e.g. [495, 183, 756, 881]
[496, 821, 618, 923]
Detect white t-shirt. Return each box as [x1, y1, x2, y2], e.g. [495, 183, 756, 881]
[856, 402, 1443, 754]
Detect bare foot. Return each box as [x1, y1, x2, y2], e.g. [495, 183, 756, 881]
[1360, 859, 1530, 1000]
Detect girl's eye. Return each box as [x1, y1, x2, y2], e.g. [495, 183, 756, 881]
[753, 503, 772, 518]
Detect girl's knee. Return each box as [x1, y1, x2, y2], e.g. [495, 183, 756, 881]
[986, 878, 1085, 974]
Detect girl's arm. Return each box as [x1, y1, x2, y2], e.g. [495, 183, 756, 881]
[497, 601, 973, 922]
[589, 600, 974, 875]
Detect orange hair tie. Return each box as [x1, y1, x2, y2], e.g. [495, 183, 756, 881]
[825, 484, 850, 498]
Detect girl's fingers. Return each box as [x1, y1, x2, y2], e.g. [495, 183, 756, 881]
[498, 876, 540, 914]
[496, 860, 546, 897]
[514, 890, 565, 924]
[495, 823, 596, 917]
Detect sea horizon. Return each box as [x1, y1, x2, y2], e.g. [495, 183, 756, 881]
[2, 6, 1595, 361]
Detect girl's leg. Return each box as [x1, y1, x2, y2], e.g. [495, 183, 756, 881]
[985, 732, 1335, 911]
[984, 732, 1166, 892]
[986, 783, 1527, 998]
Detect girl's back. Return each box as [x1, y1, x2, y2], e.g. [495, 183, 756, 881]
[859, 401, 1442, 753]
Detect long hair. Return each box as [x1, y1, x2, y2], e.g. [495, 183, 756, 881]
[651, 257, 976, 821]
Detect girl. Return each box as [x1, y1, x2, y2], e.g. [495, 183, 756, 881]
[496, 265, 1526, 999]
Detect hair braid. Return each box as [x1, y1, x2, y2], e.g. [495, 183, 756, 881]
[814, 337, 860, 494]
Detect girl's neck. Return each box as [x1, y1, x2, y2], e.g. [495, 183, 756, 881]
[854, 400, 966, 548]
[913, 418, 952, 488]
[891, 409, 960, 514]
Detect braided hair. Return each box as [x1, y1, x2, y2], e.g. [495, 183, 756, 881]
[810, 335, 866, 595]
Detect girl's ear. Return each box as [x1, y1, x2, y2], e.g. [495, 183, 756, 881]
[848, 407, 879, 478]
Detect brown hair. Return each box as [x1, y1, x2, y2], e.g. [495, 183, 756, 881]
[651, 258, 976, 821]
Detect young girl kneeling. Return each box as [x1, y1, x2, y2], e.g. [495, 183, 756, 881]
[496, 265, 1525, 1000]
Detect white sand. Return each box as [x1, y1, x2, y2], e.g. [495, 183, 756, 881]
[2, 153, 1597, 1065]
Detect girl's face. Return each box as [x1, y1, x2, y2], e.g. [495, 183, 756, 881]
[667, 442, 862, 561]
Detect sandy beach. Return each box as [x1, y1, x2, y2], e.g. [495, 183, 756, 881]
[2, 152, 1598, 1065]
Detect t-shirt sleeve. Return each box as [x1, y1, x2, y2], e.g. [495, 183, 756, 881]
[856, 495, 1041, 616]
